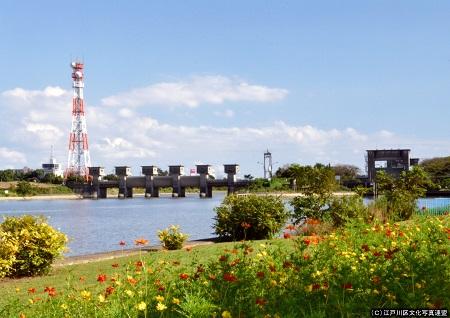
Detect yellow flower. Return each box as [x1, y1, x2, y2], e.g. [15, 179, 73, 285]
[98, 294, 106, 303]
[391, 241, 397, 247]
[351, 266, 357, 271]
[125, 289, 134, 297]
[60, 304, 68, 310]
[415, 282, 423, 289]
[155, 295, 164, 302]
[80, 290, 91, 300]
[15, 288, 21, 293]
[305, 284, 313, 292]
[28, 299, 34, 305]
[172, 298, 181, 304]
[156, 302, 167, 311]
[136, 301, 147, 311]
[270, 280, 277, 287]
[222, 311, 232, 318]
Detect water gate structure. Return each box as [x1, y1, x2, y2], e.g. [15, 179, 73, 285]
[86, 164, 249, 199]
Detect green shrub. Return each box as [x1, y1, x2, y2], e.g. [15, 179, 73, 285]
[290, 195, 330, 224]
[214, 194, 289, 240]
[328, 195, 368, 227]
[15, 181, 35, 197]
[376, 166, 431, 221]
[0, 215, 67, 277]
[158, 225, 189, 250]
[0, 230, 17, 278]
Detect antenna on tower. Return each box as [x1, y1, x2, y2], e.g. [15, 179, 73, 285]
[65, 61, 92, 181]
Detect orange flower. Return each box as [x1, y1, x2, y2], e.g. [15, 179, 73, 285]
[79, 276, 86, 282]
[112, 263, 119, 268]
[185, 246, 192, 252]
[230, 259, 241, 267]
[179, 273, 189, 280]
[283, 261, 293, 269]
[285, 224, 296, 231]
[105, 286, 115, 296]
[97, 274, 107, 283]
[303, 238, 311, 246]
[361, 244, 369, 252]
[223, 273, 237, 282]
[306, 218, 320, 225]
[27, 288, 36, 294]
[312, 283, 321, 290]
[127, 277, 138, 285]
[135, 261, 143, 268]
[283, 232, 291, 239]
[342, 283, 352, 290]
[219, 255, 227, 262]
[372, 276, 381, 285]
[44, 286, 56, 297]
[241, 222, 251, 229]
[256, 271, 265, 279]
[255, 298, 267, 306]
[134, 238, 149, 246]
[208, 274, 217, 281]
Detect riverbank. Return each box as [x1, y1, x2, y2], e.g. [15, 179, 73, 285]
[55, 238, 218, 266]
[0, 194, 82, 201]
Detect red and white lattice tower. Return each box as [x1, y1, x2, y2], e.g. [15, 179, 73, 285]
[66, 61, 91, 179]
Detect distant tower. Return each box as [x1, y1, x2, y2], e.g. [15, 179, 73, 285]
[42, 146, 63, 177]
[263, 149, 273, 180]
[66, 61, 91, 179]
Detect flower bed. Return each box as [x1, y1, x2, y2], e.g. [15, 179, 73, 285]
[2, 215, 449, 318]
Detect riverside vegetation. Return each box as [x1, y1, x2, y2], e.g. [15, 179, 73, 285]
[0, 165, 449, 317]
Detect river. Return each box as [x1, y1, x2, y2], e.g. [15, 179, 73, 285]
[0, 193, 226, 256]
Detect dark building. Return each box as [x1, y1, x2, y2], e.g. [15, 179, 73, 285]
[367, 149, 419, 184]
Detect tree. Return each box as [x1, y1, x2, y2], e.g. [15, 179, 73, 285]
[289, 164, 337, 224]
[420, 156, 450, 189]
[331, 164, 360, 181]
[376, 166, 432, 220]
[15, 181, 34, 197]
[0, 170, 15, 182]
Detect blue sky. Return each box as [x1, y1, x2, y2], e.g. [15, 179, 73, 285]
[1, 1, 449, 177]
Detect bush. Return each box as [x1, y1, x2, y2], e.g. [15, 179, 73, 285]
[328, 195, 369, 227]
[15, 181, 35, 197]
[0, 215, 67, 277]
[214, 194, 289, 240]
[0, 230, 17, 278]
[158, 225, 189, 250]
[290, 195, 330, 225]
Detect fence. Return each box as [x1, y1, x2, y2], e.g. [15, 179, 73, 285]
[415, 198, 450, 216]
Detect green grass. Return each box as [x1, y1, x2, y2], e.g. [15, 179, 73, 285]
[0, 239, 290, 309]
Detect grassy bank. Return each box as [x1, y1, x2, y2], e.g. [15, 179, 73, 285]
[0, 182, 73, 198]
[1, 215, 448, 317]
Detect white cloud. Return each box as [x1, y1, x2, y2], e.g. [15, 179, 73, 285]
[92, 137, 156, 159]
[101, 75, 288, 108]
[0, 147, 26, 164]
[214, 109, 235, 118]
[1, 85, 449, 177]
[25, 123, 64, 143]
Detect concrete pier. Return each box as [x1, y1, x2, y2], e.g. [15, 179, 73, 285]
[87, 164, 249, 199]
